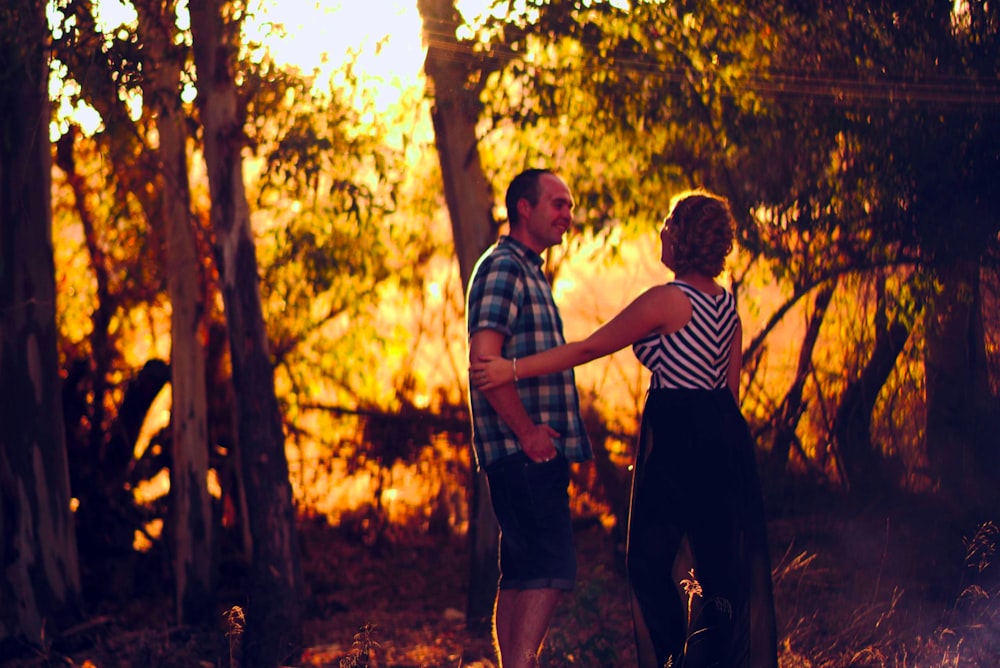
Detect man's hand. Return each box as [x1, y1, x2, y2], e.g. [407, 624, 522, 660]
[470, 328, 559, 463]
[521, 424, 561, 463]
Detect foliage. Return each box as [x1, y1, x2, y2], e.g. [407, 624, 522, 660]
[51, 132, 170, 371]
[460, 0, 1000, 503]
[45, 0, 999, 550]
[759, 1, 1000, 271]
[44, 2, 467, 609]
[471, 0, 999, 274]
[239, 52, 463, 426]
[337, 623, 379, 668]
[471, 1, 781, 237]
[543, 562, 634, 666]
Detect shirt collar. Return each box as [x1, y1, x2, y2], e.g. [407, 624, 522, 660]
[499, 235, 544, 267]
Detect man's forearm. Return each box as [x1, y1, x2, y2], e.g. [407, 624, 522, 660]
[470, 328, 540, 445]
[481, 382, 536, 442]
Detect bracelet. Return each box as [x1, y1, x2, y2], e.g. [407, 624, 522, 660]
[512, 357, 519, 382]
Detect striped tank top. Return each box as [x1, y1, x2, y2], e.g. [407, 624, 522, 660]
[632, 280, 739, 390]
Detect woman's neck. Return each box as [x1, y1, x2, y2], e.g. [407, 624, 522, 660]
[673, 273, 722, 294]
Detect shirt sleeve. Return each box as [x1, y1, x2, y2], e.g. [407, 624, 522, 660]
[467, 254, 523, 338]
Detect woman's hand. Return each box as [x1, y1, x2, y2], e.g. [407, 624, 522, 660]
[470, 354, 515, 390]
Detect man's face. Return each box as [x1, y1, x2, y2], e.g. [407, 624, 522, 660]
[517, 173, 575, 253]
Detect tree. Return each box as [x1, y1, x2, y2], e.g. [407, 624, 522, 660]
[134, 0, 214, 625]
[418, 0, 498, 285]
[0, 0, 83, 651]
[754, 0, 1000, 512]
[51, 0, 217, 619]
[832, 276, 911, 496]
[189, 1, 303, 664]
[418, 0, 503, 632]
[50, 0, 433, 646]
[761, 280, 836, 488]
[51, 0, 179, 589]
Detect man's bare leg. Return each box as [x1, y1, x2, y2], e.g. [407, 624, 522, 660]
[494, 589, 516, 660]
[494, 588, 561, 668]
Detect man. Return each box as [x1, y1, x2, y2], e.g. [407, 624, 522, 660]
[466, 168, 593, 668]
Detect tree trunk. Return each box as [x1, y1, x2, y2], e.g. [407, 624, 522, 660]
[52, 2, 165, 493]
[189, 2, 303, 664]
[925, 256, 997, 516]
[834, 277, 910, 499]
[0, 0, 83, 649]
[418, 0, 498, 285]
[765, 281, 835, 489]
[135, 0, 214, 626]
[418, 0, 500, 632]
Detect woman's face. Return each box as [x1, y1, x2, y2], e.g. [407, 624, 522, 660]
[660, 216, 676, 270]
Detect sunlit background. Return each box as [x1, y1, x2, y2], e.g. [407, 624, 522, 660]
[48, 0, 662, 548]
[18, 0, 998, 663]
[46, 0, 866, 546]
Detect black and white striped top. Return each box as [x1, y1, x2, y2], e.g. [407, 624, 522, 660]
[632, 280, 738, 391]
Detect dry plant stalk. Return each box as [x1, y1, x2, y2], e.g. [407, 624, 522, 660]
[340, 623, 379, 668]
[225, 605, 245, 668]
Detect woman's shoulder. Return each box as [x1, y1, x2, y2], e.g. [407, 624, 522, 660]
[633, 283, 694, 336]
[640, 282, 690, 304]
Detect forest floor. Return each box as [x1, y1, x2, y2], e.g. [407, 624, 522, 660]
[4, 500, 999, 667]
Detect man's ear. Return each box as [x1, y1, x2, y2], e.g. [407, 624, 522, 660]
[515, 198, 531, 225]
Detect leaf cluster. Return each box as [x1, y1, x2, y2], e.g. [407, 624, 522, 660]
[469, 0, 999, 285]
[458, 0, 1000, 498]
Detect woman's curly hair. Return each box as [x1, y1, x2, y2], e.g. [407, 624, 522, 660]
[666, 190, 735, 278]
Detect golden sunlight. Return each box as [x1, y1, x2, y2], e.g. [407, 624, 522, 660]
[133, 518, 164, 552]
[50, 0, 493, 137]
[249, 0, 492, 108]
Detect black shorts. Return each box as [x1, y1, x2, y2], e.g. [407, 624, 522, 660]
[485, 451, 576, 591]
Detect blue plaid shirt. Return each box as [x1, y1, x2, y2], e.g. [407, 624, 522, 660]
[466, 236, 593, 469]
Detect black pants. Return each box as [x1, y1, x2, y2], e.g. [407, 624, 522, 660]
[626, 389, 778, 668]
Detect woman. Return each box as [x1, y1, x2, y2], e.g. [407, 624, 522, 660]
[470, 190, 778, 667]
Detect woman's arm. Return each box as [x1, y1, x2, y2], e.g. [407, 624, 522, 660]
[471, 284, 690, 389]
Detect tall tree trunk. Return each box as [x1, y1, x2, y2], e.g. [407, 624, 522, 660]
[189, 2, 303, 664]
[834, 277, 910, 499]
[52, 0, 166, 573]
[418, 0, 500, 633]
[52, 0, 151, 535]
[135, 0, 214, 626]
[53, 127, 130, 564]
[925, 256, 997, 517]
[418, 0, 497, 285]
[765, 281, 835, 489]
[0, 0, 83, 648]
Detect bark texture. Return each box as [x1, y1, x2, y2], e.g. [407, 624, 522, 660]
[925, 257, 998, 516]
[189, 1, 303, 664]
[135, 0, 215, 626]
[0, 0, 83, 649]
[418, 0, 501, 632]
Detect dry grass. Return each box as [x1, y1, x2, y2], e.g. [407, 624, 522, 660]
[769, 515, 1000, 668]
[3, 513, 997, 667]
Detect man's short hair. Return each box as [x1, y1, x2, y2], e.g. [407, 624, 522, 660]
[505, 168, 554, 228]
